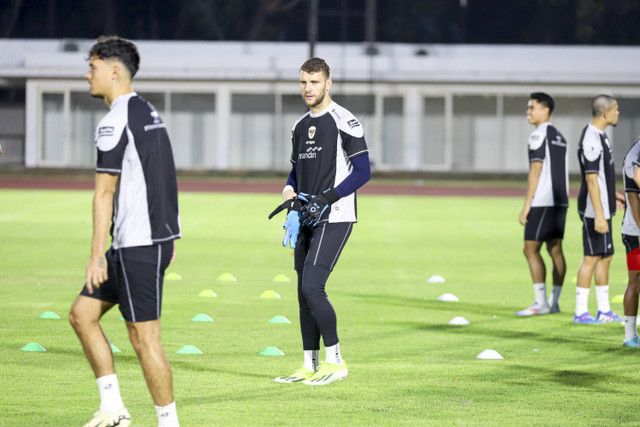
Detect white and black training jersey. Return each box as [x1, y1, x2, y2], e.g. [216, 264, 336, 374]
[577, 124, 616, 220]
[95, 92, 181, 249]
[622, 140, 640, 236]
[528, 122, 569, 207]
[290, 101, 369, 223]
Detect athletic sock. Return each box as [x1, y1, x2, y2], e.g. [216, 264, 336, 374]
[595, 285, 611, 313]
[548, 285, 563, 307]
[325, 343, 342, 365]
[96, 374, 125, 413]
[575, 287, 590, 315]
[624, 316, 638, 342]
[533, 282, 548, 306]
[156, 401, 180, 427]
[304, 349, 319, 371]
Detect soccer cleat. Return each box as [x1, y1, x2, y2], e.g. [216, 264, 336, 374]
[624, 336, 640, 348]
[596, 310, 622, 323]
[549, 304, 560, 314]
[82, 407, 131, 427]
[302, 361, 348, 386]
[515, 302, 550, 316]
[274, 367, 315, 383]
[573, 312, 604, 324]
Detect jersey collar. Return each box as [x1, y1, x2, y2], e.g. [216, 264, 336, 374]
[109, 92, 137, 110]
[309, 101, 335, 118]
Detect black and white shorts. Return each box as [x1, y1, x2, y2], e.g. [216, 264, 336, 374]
[80, 242, 173, 322]
[581, 215, 614, 257]
[295, 222, 353, 271]
[524, 206, 567, 242]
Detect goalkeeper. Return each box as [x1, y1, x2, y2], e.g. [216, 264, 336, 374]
[269, 57, 370, 386]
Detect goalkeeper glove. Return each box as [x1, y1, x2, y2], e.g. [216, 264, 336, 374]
[282, 211, 300, 248]
[299, 189, 339, 227]
[268, 197, 303, 219]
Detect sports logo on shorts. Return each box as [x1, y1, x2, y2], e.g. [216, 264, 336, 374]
[308, 126, 316, 139]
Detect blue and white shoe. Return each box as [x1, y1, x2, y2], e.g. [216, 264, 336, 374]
[596, 310, 622, 323]
[515, 302, 550, 316]
[573, 312, 604, 324]
[624, 336, 640, 348]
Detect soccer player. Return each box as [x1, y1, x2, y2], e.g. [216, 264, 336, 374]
[68, 36, 181, 426]
[620, 137, 640, 347]
[575, 94, 622, 324]
[272, 57, 370, 386]
[516, 93, 568, 316]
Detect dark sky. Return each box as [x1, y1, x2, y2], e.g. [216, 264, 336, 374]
[2, 0, 640, 45]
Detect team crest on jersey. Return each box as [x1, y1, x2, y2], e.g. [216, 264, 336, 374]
[347, 119, 360, 129]
[308, 126, 316, 139]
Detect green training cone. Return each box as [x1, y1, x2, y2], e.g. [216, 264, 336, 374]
[20, 343, 46, 352]
[39, 311, 61, 319]
[176, 345, 203, 355]
[165, 272, 182, 280]
[612, 294, 624, 303]
[217, 273, 237, 282]
[260, 290, 281, 299]
[119, 316, 125, 321]
[258, 346, 285, 356]
[268, 315, 291, 324]
[198, 289, 218, 298]
[191, 314, 214, 322]
[110, 344, 121, 353]
[272, 274, 291, 283]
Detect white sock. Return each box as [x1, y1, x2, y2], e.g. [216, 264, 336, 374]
[533, 282, 548, 306]
[96, 374, 125, 413]
[575, 287, 590, 315]
[624, 316, 638, 342]
[156, 401, 180, 427]
[595, 285, 611, 313]
[548, 285, 563, 307]
[325, 343, 342, 365]
[303, 349, 319, 372]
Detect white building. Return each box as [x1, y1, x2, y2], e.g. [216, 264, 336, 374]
[1, 39, 639, 173]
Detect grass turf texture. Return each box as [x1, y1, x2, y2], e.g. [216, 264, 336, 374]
[0, 189, 638, 426]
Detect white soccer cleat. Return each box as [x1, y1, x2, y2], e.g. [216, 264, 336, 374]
[274, 367, 315, 383]
[303, 361, 348, 386]
[515, 301, 550, 316]
[82, 407, 131, 427]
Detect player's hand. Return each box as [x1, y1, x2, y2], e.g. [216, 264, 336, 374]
[594, 216, 609, 234]
[282, 211, 300, 248]
[300, 194, 330, 227]
[519, 205, 530, 225]
[85, 254, 108, 294]
[616, 190, 626, 210]
[268, 197, 303, 220]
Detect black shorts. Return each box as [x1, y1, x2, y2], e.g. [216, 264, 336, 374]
[294, 222, 353, 271]
[524, 206, 567, 242]
[581, 215, 614, 257]
[80, 242, 173, 322]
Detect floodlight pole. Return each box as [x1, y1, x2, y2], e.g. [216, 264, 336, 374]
[308, 0, 318, 58]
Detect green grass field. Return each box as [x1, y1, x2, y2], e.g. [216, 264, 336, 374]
[1, 188, 638, 426]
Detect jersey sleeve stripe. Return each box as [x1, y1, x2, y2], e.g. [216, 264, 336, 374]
[96, 168, 122, 174]
[347, 149, 369, 159]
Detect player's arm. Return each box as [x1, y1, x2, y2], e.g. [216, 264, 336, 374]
[519, 161, 542, 225]
[585, 173, 608, 234]
[85, 172, 118, 293]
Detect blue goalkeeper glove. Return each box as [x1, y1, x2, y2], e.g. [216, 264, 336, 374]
[282, 211, 300, 248]
[298, 189, 339, 227]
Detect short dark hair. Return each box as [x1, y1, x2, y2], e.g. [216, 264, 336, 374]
[592, 94, 616, 118]
[530, 92, 555, 115]
[88, 35, 140, 78]
[300, 57, 331, 79]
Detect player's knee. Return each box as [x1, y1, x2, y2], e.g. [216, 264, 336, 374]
[523, 244, 538, 258]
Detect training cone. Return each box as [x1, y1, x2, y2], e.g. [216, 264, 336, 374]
[260, 290, 281, 299]
[39, 311, 61, 319]
[118, 316, 125, 321]
[571, 276, 578, 284]
[198, 289, 218, 298]
[272, 274, 291, 283]
[258, 346, 285, 356]
[191, 314, 214, 322]
[176, 345, 203, 355]
[448, 316, 470, 325]
[477, 349, 503, 360]
[20, 343, 46, 352]
[268, 315, 291, 324]
[110, 344, 121, 353]
[427, 275, 446, 283]
[217, 273, 237, 282]
[612, 294, 624, 303]
[165, 272, 182, 280]
[437, 293, 459, 302]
